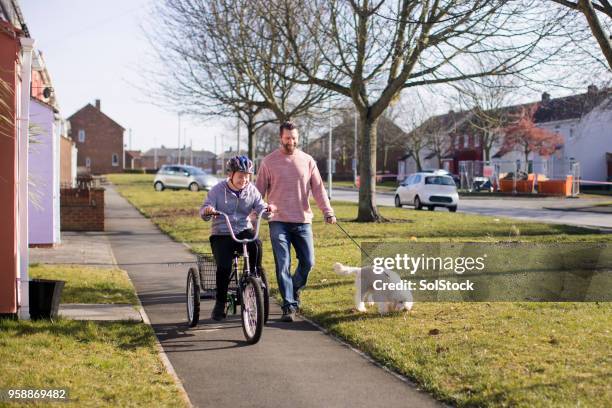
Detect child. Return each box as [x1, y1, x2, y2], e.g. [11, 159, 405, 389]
[200, 155, 273, 321]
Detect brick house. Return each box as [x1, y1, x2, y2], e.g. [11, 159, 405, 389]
[68, 99, 124, 174]
[399, 86, 612, 183]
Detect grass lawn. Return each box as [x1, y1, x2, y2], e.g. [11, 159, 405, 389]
[0, 319, 186, 407]
[0, 259, 186, 407]
[29, 264, 138, 305]
[329, 179, 398, 192]
[108, 173, 612, 407]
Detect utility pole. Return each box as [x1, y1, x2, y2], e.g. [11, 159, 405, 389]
[177, 112, 181, 165]
[328, 99, 333, 199]
[190, 138, 193, 166]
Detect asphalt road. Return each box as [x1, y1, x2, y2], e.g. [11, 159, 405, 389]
[330, 188, 612, 230]
[104, 185, 442, 408]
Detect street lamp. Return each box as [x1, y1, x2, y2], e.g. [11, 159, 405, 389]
[177, 112, 182, 165]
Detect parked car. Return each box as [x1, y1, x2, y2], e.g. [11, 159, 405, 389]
[153, 165, 219, 192]
[394, 171, 459, 212]
[422, 168, 460, 186]
[472, 176, 493, 192]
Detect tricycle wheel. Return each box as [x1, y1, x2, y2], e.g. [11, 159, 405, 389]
[241, 276, 264, 344]
[186, 267, 200, 327]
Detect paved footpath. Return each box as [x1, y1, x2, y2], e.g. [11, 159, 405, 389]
[104, 185, 442, 408]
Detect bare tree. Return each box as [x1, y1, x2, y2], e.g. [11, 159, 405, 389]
[551, 0, 612, 69]
[145, 0, 332, 159]
[264, 0, 576, 221]
[452, 74, 519, 162]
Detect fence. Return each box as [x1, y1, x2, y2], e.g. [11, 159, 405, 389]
[458, 158, 580, 196]
[60, 175, 105, 231]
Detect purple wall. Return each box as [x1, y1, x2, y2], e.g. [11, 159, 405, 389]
[28, 99, 56, 245]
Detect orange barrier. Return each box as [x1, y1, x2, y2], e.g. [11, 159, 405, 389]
[499, 179, 534, 193]
[538, 175, 573, 196]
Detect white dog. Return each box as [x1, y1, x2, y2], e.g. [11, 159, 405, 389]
[334, 262, 413, 314]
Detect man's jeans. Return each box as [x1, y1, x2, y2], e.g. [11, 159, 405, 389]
[269, 222, 315, 311]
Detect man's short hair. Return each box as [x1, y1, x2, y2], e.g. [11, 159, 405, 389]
[279, 121, 297, 135]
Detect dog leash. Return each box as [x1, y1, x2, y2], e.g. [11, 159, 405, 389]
[335, 220, 375, 263]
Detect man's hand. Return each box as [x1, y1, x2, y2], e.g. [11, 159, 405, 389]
[325, 215, 337, 225]
[266, 204, 277, 213]
[202, 206, 216, 216]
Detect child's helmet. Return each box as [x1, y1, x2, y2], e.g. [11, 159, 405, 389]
[226, 155, 254, 174]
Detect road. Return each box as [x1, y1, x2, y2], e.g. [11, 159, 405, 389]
[330, 188, 612, 230]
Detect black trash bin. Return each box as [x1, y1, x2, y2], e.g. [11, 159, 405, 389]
[29, 279, 65, 320]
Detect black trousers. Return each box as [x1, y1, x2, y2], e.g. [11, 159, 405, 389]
[209, 229, 263, 303]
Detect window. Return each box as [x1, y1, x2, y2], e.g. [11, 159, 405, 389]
[78, 129, 85, 143]
[464, 135, 469, 148]
[85, 157, 91, 168]
[475, 136, 480, 147]
[425, 176, 455, 186]
[112, 154, 119, 166]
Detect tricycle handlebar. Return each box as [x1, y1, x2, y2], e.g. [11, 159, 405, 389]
[212, 210, 266, 243]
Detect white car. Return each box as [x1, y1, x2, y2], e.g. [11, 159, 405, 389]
[394, 172, 459, 212]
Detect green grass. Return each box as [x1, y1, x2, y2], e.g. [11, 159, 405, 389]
[329, 180, 397, 192]
[2, 256, 185, 406]
[108, 173, 612, 407]
[0, 319, 186, 407]
[29, 264, 138, 305]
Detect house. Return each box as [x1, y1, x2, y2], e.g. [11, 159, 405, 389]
[400, 86, 612, 184]
[67, 99, 125, 174]
[28, 49, 63, 247]
[0, 0, 35, 317]
[304, 114, 408, 180]
[397, 110, 474, 180]
[59, 120, 77, 187]
[140, 146, 218, 173]
[124, 150, 142, 169]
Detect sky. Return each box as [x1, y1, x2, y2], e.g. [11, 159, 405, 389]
[19, 1, 610, 155]
[20, 0, 233, 154]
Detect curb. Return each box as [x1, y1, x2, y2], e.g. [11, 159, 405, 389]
[107, 239, 194, 408]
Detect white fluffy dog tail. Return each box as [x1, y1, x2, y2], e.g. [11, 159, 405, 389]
[333, 262, 360, 276]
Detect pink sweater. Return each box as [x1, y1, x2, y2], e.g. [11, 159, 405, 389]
[256, 148, 334, 223]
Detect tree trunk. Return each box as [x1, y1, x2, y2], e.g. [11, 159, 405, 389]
[357, 115, 383, 222]
[414, 153, 423, 172]
[247, 113, 256, 160]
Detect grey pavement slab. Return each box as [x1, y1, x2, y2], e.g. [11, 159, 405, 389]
[59, 304, 142, 321]
[30, 231, 116, 267]
[104, 184, 443, 408]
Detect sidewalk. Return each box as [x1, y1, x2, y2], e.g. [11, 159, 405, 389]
[30, 231, 116, 267]
[30, 231, 141, 321]
[104, 184, 442, 408]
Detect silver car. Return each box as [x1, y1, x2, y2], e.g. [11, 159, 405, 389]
[153, 165, 219, 192]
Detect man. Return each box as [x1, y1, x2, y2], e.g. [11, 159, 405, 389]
[256, 121, 336, 322]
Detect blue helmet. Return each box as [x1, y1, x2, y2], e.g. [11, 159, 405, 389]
[226, 155, 254, 174]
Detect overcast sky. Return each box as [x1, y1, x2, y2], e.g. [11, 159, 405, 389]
[21, 0, 235, 154]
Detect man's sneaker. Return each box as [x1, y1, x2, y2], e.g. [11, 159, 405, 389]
[211, 301, 226, 321]
[293, 290, 301, 309]
[280, 308, 296, 322]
